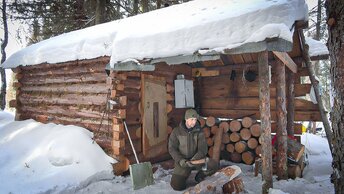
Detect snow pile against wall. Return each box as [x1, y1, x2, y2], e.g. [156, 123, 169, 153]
[2, 0, 308, 69]
[0, 116, 116, 193]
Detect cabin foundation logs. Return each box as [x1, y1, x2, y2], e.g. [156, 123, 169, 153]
[201, 116, 305, 179]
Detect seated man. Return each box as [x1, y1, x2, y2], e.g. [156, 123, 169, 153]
[168, 109, 218, 191]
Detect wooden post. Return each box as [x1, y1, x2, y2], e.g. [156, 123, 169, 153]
[258, 50, 273, 193]
[286, 69, 295, 137]
[299, 31, 333, 153]
[275, 60, 288, 180]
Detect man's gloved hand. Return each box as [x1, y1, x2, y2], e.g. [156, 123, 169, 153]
[179, 159, 193, 168]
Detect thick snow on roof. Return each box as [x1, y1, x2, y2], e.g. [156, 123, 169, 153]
[305, 37, 329, 59]
[2, 0, 308, 69]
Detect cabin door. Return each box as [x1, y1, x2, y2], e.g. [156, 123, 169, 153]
[142, 75, 168, 159]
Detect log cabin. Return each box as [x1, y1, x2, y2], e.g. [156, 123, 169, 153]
[2, 0, 328, 177]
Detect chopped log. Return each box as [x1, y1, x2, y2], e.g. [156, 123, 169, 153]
[250, 123, 261, 137]
[112, 155, 130, 175]
[239, 128, 251, 141]
[255, 145, 262, 156]
[242, 151, 255, 165]
[288, 164, 302, 179]
[242, 117, 254, 128]
[226, 144, 235, 153]
[247, 138, 258, 149]
[206, 116, 216, 127]
[222, 133, 230, 144]
[230, 152, 242, 163]
[234, 141, 248, 154]
[185, 165, 242, 194]
[222, 177, 244, 194]
[219, 121, 230, 133]
[229, 132, 240, 143]
[287, 138, 305, 162]
[229, 120, 241, 132]
[212, 127, 224, 162]
[207, 137, 214, 146]
[203, 127, 211, 138]
[210, 125, 219, 135]
[199, 117, 206, 128]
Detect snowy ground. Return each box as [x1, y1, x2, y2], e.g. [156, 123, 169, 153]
[0, 111, 334, 194]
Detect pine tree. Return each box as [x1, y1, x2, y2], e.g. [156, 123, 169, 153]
[325, 0, 344, 193]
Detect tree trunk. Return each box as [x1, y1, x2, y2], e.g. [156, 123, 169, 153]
[258, 50, 273, 193]
[1, 0, 8, 110]
[95, 0, 106, 24]
[326, 1, 344, 193]
[275, 60, 288, 180]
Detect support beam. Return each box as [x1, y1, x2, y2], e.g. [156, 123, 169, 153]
[299, 31, 333, 153]
[286, 69, 295, 137]
[258, 50, 273, 194]
[275, 60, 288, 180]
[273, 51, 298, 73]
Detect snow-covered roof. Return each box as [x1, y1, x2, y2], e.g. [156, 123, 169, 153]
[305, 37, 329, 60]
[2, 0, 308, 69]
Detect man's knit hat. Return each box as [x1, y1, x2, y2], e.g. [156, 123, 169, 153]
[185, 109, 199, 120]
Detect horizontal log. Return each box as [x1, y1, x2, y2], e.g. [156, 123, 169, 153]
[226, 144, 235, 153]
[229, 120, 241, 132]
[229, 132, 240, 143]
[234, 141, 248, 154]
[21, 72, 108, 85]
[20, 104, 111, 121]
[239, 128, 251, 141]
[206, 116, 216, 127]
[242, 117, 254, 128]
[22, 62, 107, 77]
[242, 151, 255, 165]
[18, 111, 113, 133]
[250, 123, 261, 137]
[247, 138, 258, 149]
[201, 109, 321, 121]
[201, 98, 319, 111]
[200, 83, 310, 98]
[20, 83, 111, 94]
[19, 93, 108, 106]
[20, 56, 110, 71]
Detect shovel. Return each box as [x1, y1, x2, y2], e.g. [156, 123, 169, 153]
[124, 121, 154, 190]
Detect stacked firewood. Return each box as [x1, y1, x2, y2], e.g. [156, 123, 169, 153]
[201, 116, 261, 165]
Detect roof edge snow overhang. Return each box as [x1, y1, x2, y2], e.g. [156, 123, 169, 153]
[109, 37, 293, 71]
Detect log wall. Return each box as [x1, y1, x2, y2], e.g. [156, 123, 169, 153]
[193, 63, 321, 122]
[11, 58, 192, 175]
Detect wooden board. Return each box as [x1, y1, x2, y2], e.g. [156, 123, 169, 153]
[142, 75, 168, 159]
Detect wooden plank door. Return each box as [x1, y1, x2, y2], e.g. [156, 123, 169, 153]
[142, 75, 168, 159]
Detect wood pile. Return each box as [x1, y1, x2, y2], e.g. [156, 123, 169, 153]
[202, 116, 261, 165]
